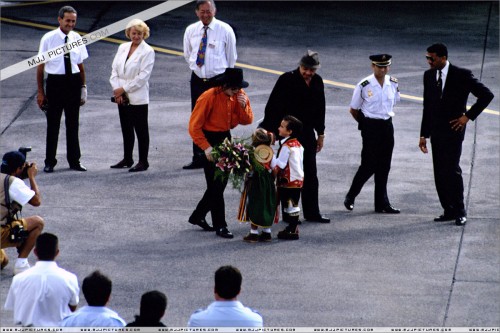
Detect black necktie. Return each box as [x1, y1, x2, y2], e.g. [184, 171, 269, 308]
[64, 36, 71, 76]
[437, 70, 442, 97]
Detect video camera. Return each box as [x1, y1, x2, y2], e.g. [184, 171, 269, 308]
[18, 146, 32, 179]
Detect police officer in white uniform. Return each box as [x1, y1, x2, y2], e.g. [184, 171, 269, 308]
[344, 54, 401, 214]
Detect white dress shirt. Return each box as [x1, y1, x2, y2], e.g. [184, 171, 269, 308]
[38, 28, 88, 75]
[188, 301, 263, 327]
[4, 261, 79, 327]
[350, 74, 400, 120]
[110, 40, 155, 105]
[437, 60, 450, 92]
[61, 306, 126, 327]
[183, 17, 237, 79]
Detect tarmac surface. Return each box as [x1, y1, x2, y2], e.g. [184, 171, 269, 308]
[0, 0, 499, 329]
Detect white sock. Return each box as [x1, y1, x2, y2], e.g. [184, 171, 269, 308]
[15, 258, 28, 266]
[262, 228, 271, 234]
[250, 229, 259, 234]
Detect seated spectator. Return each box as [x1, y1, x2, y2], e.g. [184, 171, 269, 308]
[61, 270, 126, 327]
[126, 290, 167, 327]
[4, 233, 79, 326]
[188, 265, 263, 327]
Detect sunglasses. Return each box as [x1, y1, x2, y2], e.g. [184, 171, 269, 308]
[426, 56, 436, 62]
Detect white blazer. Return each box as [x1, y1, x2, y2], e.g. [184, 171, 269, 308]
[110, 40, 155, 105]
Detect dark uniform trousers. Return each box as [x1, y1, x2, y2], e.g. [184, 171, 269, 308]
[347, 116, 394, 209]
[192, 130, 230, 230]
[189, 72, 224, 162]
[298, 129, 320, 218]
[45, 73, 82, 167]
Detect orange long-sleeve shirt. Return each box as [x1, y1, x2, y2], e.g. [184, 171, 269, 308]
[189, 87, 254, 150]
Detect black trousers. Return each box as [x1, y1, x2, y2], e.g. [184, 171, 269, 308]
[298, 130, 320, 218]
[278, 187, 302, 224]
[431, 136, 466, 218]
[189, 72, 223, 162]
[192, 131, 230, 229]
[347, 117, 394, 209]
[117, 104, 149, 163]
[45, 74, 82, 167]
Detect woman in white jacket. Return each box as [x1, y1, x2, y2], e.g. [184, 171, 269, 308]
[110, 19, 155, 172]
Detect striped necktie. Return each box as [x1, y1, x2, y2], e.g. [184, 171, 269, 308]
[64, 36, 71, 75]
[196, 26, 208, 67]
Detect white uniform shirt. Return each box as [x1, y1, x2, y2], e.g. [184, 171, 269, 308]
[4, 261, 79, 327]
[183, 17, 237, 79]
[9, 177, 35, 207]
[188, 301, 263, 327]
[38, 28, 88, 75]
[61, 306, 126, 327]
[350, 74, 400, 120]
[109, 40, 155, 105]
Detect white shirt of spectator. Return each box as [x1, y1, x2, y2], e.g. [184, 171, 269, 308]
[350, 74, 400, 120]
[4, 261, 79, 327]
[184, 17, 237, 79]
[188, 300, 263, 327]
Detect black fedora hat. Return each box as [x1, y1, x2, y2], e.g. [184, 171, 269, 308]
[218, 68, 249, 88]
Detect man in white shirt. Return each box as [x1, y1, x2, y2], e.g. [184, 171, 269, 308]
[4, 233, 79, 327]
[183, 0, 237, 169]
[188, 265, 263, 327]
[62, 270, 126, 327]
[1, 150, 44, 275]
[36, 5, 88, 173]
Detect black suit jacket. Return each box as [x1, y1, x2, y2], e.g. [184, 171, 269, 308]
[420, 63, 494, 139]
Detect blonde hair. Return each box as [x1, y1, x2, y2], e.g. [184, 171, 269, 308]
[125, 19, 150, 40]
[252, 128, 272, 147]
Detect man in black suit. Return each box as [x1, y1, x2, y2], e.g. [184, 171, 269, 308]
[419, 43, 494, 226]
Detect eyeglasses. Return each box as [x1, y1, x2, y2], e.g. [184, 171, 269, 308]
[426, 56, 436, 62]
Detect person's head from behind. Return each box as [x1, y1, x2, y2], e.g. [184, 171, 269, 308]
[139, 290, 167, 322]
[214, 265, 241, 300]
[34, 233, 59, 261]
[82, 270, 112, 306]
[278, 115, 303, 139]
[1, 151, 26, 176]
[252, 128, 273, 147]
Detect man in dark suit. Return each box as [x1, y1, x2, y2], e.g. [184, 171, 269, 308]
[419, 43, 494, 226]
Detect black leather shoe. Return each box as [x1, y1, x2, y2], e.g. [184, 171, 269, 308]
[216, 227, 234, 239]
[129, 162, 149, 172]
[183, 161, 204, 170]
[110, 159, 134, 168]
[344, 196, 354, 211]
[188, 215, 214, 231]
[305, 215, 330, 223]
[375, 205, 400, 214]
[43, 165, 54, 173]
[69, 163, 87, 171]
[434, 214, 455, 222]
[455, 216, 467, 226]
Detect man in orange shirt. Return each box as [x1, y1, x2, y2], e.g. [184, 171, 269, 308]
[188, 68, 253, 239]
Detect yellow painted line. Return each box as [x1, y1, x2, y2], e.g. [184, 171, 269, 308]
[0, 0, 65, 8]
[2, 16, 498, 116]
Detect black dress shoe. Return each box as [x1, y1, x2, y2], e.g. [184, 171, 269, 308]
[110, 159, 134, 168]
[455, 216, 467, 226]
[216, 227, 234, 239]
[305, 215, 330, 223]
[183, 161, 204, 170]
[434, 214, 455, 222]
[69, 163, 87, 171]
[188, 215, 215, 231]
[129, 162, 149, 172]
[344, 196, 354, 211]
[43, 165, 54, 173]
[375, 205, 400, 214]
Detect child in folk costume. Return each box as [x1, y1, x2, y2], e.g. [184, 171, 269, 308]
[240, 128, 277, 243]
[274, 115, 304, 240]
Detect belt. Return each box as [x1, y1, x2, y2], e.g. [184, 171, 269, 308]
[193, 72, 223, 83]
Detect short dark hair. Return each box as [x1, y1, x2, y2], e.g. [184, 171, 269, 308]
[196, 0, 216, 11]
[427, 43, 448, 58]
[139, 290, 167, 321]
[82, 271, 112, 306]
[35, 233, 58, 261]
[283, 115, 303, 138]
[214, 265, 241, 299]
[58, 6, 77, 19]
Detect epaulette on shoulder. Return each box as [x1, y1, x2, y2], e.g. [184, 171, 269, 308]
[390, 76, 398, 83]
[360, 80, 370, 87]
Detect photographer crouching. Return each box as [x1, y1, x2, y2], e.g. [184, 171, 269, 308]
[1, 149, 44, 275]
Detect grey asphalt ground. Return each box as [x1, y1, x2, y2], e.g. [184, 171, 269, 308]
[0, 0, 499, 329]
